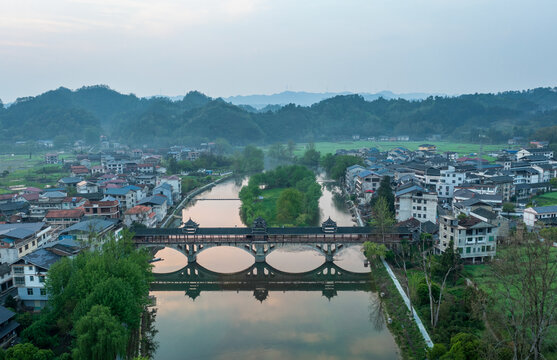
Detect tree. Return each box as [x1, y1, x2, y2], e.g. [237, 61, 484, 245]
[372, 176, 395, 214]
[502, 202, 515, 213]
[363, 242, 387, 268]
[299, 143, 320, 167]
[488, 228, 557, 359]
[369, 196, 395, 243]
[550, 177, 557, 189]
[167, 157, 179, 174]
[420, 235, 455, 329]
[73, 305, 128, 360]
[276, 188, 304, 224]
[5, 343, 54, 360]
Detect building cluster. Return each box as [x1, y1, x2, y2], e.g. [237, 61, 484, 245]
[344, 144, 557, 263]
[0, 146, 194, 312]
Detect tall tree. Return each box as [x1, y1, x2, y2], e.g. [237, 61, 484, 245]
[489, 227, 557, 359]
[370, 196, 395, 243]
[373, 176, 395, 214]
[73, 305, 128, 360]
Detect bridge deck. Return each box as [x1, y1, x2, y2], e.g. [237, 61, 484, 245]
[133, 225, 408, 244]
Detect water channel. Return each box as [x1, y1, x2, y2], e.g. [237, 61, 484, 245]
[150, 177, 399, 359]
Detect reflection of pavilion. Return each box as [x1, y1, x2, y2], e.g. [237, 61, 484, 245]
[151, 261, 371, 302]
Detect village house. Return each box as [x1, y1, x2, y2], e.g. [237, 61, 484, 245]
[124, 205, 157, 228]
[157, 175, 182, 202]
[437, 215, 497, 263]
[516, 148, 554, 161]
[44, 153, 58, 164]
[395, 182, 438, 223]
[12, 239, 81, 310]
[0, 306, 19, 348]
[70, 165, 89, 177]
[61, 196, 86, 209]
[59, 218, 121, 243]
[44, 208, 85, 228]
[76, 180, 99, 194]
[139, 195, 168, 222]
[0, 222, 54, 264]
[523, 206, 557, 227]
[83, 200, 120, 219]
[436, 165, 466, 200]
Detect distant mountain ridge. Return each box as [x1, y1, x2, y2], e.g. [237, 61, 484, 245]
[223, 90, 443, 108]
[1, 85, 557, 146]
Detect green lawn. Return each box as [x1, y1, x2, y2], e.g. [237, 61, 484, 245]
[292, 141, 510, 160]
[253, 188, 283, 225]
[531, 192, 557, 206]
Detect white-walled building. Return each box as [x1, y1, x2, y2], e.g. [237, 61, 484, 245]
[437, 214, 497, 263]
[523, 206, 557, 227]
[11, 240, 80, 310]
[436, 166, 466, 199]
[395, 182, 438, 223]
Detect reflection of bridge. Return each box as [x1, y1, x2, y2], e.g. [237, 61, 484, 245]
[134, 217, 410, 263]
[151, 261, 371, 301]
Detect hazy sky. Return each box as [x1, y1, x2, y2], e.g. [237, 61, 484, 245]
[1, 0, 557, 102]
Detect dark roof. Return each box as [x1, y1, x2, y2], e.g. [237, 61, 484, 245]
[60, 218, 118, 234]
[0, 306, 15, 325]
[471, 207, 498, 221]
[20, 248, 63, 271]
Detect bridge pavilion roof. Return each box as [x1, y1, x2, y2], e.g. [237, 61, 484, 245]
[134, 225, 374, 236]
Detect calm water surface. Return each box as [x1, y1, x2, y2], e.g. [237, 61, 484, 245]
[151, 177, 399, 359]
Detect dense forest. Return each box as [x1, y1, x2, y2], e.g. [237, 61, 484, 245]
[2, 85, 557, 146]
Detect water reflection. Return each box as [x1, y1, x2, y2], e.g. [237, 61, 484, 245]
[266, 246, 325, 273]
[196, 246, 255, 273]
[150, 178, 398, 359]
[152, 290, 398, 360]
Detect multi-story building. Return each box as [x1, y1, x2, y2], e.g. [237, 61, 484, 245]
[11, 240, 80, 309]
[44, 209, 85, 228]
[0, 222, 54, 264]
[124, 205, 157, 228]
[395, 182, 438, 223]
[437, 215, 497, 263]
[436, 166, 466, 199]
[83, 200, 120, 219]
[44, 153, 58, 164]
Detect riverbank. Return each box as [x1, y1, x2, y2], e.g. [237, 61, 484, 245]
[352, 200, 432, 358]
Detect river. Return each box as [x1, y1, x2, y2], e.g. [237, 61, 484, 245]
[150, 177, 399, 359]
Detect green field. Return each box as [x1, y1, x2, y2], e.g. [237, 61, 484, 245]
[0, 165, 68, 193]
[292, 141, 510, 160]
[531, 192, 557, 206]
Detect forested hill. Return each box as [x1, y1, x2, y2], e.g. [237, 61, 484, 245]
[2, 85, 557, 145]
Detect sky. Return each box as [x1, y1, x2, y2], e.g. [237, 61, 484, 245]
[1, 0, 557, 102]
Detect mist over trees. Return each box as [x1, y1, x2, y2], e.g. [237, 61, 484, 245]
[2, 85, 557, 145]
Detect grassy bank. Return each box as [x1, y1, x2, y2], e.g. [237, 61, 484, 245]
[531, 191, 557, 206]
[369, 262, 428, 360]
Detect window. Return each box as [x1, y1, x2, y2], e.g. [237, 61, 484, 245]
[39, 276, 45, 283]
[458, 248, 463, 254]
[29, 276, 34, 282]
[15, 277, 24, 285]
[27, 288, 34, 296]
[18, 248, 22, 253]
[24, 244, 28, 250]
[40, 288, 47, 296]
[28, 266, 33, 271]
[466, 247, 471, 254]
[13, 267, 24, 274]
